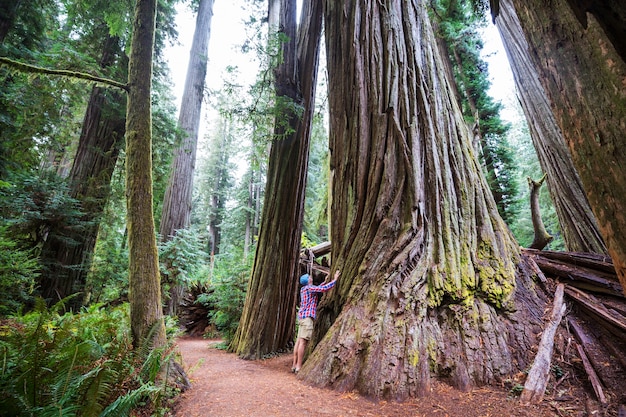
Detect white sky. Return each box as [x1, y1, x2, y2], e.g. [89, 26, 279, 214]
[480, 22, 519, 122]
[164, 3, 518, 128]
[164, 0, 257, 110]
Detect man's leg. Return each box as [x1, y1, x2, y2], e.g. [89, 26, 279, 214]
[292, 338, 302, 371]
[294, 338, 308, 372]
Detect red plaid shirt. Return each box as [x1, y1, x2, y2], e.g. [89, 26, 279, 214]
[298, 281, 336, 320]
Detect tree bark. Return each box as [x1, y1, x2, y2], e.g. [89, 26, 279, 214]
[232, 0, 323, 359]
[39, 33, 127, 308]
[501, 0, 626, 291]
[159, 0, 214, 315]
[125, 0, 165, 347]
[494, 0, 607, 254]
[300, 0, 547, 399]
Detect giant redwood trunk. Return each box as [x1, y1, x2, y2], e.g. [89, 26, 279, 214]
[125, 0, 165, 347]
[499, 0, 626, 292]
[494, 0, 606, 254]
[160, 0, 214, 316]
[40, 34, 127, 307]
[231, 0, 323, 359]
[299, 1, 547, 399]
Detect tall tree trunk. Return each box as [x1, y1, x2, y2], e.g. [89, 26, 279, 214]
[39, 33, 127, 307]
[160, 0, 214, 315]
[300, 0, 547, 399]
[231, 0, 323, 359]
[126, 0, 165, 347]
[494, 0, 607, 254]
[499, 0, 626, 292]
[207, 122, 231, 257]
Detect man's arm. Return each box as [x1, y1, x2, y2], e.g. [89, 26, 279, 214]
[314, 270, 340, 292]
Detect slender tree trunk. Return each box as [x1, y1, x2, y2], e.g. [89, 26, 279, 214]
[232, 0, 323, 359]
[501, 0, 626, 292]
[244, 170, 254, 258]
[208, 123, 230, 257]
[495, 0, 607, 254]
[125, 0, 165, 347]
[160, 0, 214, 315]
[300, 0, 547, 399]
[39, 33, 127, 307]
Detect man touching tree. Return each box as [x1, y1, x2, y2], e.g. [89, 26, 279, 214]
[292, 270, 340, 374]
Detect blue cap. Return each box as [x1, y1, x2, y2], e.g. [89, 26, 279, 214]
[299, 274, 309, 285]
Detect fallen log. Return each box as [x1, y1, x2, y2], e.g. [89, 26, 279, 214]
[525, 254, 548, 287]
[564, 285, 626, 341]
[531, 257, 623, 298]
[575, 343, 607, 405]
[523, 248, 614, 274]
[567, 317, 611, 387]
[301, 241, 331, 258]
[521, 283, 566, 404]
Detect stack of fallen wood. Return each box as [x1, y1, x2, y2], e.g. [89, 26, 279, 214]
[179, 283, 214, 336]
[523, 248, 626, 412]
[300, 241, 332, 277]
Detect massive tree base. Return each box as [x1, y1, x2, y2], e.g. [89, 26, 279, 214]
[298, 250, 626, 410]
[298, 255, 547, 399]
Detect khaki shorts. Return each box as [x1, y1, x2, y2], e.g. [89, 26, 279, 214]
[297, 317, 314, 340]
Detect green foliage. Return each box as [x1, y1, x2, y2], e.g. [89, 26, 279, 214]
[506, 113, 564, 250]
[432, 0, 519, 225]
[0, 301, 180, 416]
[0, 225, 38, 316]
[159, 228, 207, 290]
[198, 250, 252, 342]
[303, 110, 330, 242]
[0, 171, 91, 273]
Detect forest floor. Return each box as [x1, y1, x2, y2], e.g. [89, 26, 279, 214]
[166, 337, 604, 417]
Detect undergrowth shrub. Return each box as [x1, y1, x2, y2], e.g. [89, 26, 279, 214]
[0, 299, 180, 416]
[0, 225, 38, 315]
[197, 250, 251, 342]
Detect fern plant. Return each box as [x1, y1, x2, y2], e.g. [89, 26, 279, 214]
[0, 300, 181, 416]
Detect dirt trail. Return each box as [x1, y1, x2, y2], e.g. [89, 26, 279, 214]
[170, 337, 560, 417]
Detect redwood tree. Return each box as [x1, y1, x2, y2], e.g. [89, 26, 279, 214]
[160, 0, 215, 315]
[39, 33, 127, 307]
[125, 0, 165, 346]
[299, 1, 547, 398]
[494, 0, 607, 254]
[231, 0, 323, 358]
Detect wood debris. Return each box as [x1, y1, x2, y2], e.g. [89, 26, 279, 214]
[523, 248, 626, 411]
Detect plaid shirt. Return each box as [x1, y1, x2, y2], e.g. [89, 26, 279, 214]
[298, 281, 336, 320]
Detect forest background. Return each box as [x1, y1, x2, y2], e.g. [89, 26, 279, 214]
[0, 0, 590, 415]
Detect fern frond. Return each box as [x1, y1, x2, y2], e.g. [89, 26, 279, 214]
[99, 383, 161, 417]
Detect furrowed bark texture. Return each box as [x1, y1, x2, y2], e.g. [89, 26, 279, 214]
[504, 0, 626, 292]
[232, 0, 323, 359]
[300, 0, 546, 399]
[160, 0, 214, 316]
[40, 33, 127, 307]
[495, 0, 606, 254]
[160, 0, 214, 241]
[125, 0, 165, 347]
